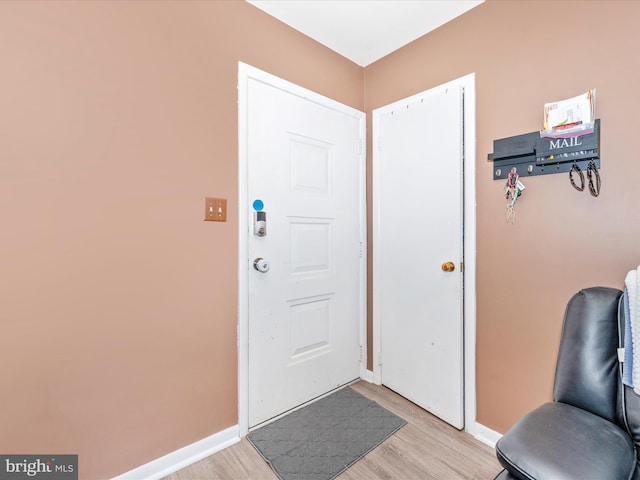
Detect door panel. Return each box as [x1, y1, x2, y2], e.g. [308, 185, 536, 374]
[246, 77, 364, 427]
[374, 85, 464, 429]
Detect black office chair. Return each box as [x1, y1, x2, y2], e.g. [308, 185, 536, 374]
[494, 287, 640, 480]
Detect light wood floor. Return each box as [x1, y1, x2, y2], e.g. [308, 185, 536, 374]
[163, 381, 502, 480]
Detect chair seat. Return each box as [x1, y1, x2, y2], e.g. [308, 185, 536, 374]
[495, 402, 636, 480]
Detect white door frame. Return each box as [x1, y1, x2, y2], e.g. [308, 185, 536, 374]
[372, 73, 477, 433]
[237, 62, 367, 436]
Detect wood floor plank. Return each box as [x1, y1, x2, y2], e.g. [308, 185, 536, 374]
[163, 382, 501, 480]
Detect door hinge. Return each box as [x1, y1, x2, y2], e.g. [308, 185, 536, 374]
[359, 345, 363, 363]
[377, 351, 382, 366]
[358, 242, 363, 259]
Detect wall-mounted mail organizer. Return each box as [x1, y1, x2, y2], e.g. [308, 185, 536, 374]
[488, 119, 600, 180]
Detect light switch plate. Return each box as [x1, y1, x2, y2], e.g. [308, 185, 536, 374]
[204, 197, 227, 222]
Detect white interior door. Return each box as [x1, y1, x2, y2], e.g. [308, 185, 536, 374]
[373, 84, 464, 429]
[244, 70, 365, 428]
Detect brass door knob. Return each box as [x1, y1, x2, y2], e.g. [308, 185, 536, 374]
[441, 261, 455, 272]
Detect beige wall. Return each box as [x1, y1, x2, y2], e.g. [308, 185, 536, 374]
[0, 1, 362, 478]
[364, 0, 640, 433]
[3, 0, 640, 478]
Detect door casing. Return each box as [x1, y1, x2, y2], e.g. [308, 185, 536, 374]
[237, 62, 367, 435]
[372, 73, 477, 433]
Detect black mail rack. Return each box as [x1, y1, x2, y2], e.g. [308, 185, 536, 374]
[488, 119, 600, 180]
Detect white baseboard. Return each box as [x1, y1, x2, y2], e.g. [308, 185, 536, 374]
[474, 422, 502, 448]
[111, 425, 240, 480]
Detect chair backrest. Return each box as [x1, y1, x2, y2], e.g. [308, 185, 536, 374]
[553, 287, 623, 424]
[619, 295, 640, 479]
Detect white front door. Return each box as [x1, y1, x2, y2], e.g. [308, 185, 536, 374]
[240, 65, 366, 428]
[373, 82, 465, 429]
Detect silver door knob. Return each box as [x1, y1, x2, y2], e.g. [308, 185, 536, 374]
[253, 258, 270, 273]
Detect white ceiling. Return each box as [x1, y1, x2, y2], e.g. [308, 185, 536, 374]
[247, 0, 484, 67]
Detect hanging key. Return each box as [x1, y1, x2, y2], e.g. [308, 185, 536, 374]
[505, 169, 524, 223]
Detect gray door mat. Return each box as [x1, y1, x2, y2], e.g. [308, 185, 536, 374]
[247, 386, 407, 480]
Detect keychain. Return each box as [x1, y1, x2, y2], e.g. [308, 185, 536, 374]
[505, 168, 525, 222]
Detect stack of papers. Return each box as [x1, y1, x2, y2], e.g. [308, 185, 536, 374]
[542, 89, 596, 138]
